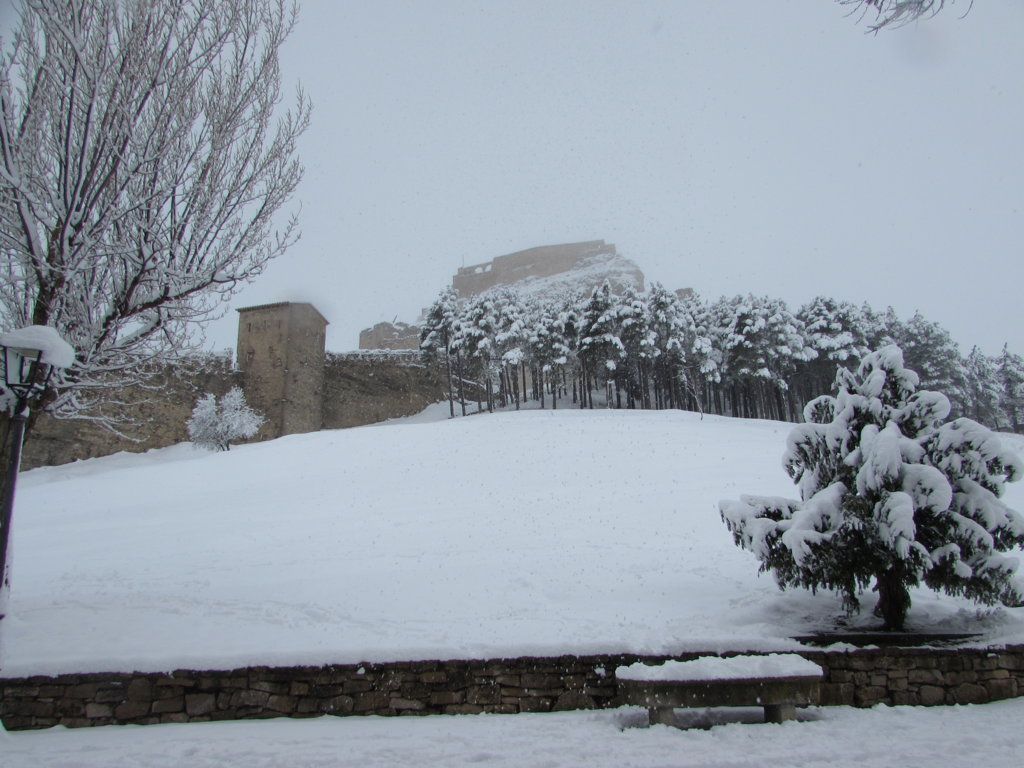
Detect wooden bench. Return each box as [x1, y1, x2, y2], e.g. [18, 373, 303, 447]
[616, 654, 823, 726]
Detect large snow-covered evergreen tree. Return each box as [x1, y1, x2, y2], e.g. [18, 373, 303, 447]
[720, 345, 1024, 630]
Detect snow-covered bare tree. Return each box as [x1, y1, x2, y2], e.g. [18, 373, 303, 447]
[0, 0, 310, 435]
[839, 1, 954, 32]
[187, 386, 264, 451]
[721, 345, 1024, 631]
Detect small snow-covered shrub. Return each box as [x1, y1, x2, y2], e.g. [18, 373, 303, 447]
[187, 387, 264, 451]
[720, 345, 1024, 631]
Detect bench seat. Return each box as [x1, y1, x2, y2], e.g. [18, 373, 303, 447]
[616, 654, 823, 725]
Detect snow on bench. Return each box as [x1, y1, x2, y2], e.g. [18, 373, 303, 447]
[615, 654, 824, 726]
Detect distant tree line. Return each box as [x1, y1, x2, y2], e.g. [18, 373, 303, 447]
[419, 283, 1024, 431]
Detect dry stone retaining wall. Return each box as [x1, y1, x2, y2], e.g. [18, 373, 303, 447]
[3, 646, 1023, 731]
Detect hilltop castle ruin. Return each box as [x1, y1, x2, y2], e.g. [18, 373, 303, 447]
[358, 240, 645, 350]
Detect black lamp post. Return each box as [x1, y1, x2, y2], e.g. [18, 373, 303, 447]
[0, 326, 74, 622]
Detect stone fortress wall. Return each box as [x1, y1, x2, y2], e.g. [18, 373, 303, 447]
[21, 302, 445, 470]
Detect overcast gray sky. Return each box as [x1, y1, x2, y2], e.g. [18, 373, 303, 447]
[12, 1, 1024, 355]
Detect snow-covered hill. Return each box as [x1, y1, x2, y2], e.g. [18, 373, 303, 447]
[4, 409, 1024, 676]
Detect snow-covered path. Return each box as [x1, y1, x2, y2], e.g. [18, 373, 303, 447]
[4, 409, 1024, 676]
[6, 699, 1024, 768]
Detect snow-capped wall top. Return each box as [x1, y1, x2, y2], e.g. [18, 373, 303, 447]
[0, 325, 75, 368]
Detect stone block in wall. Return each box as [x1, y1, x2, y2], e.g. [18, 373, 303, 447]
[267, 695, 296, 713]
[907, 668, 943, 685]
[390, 697, 427, 712]
[983, 678, 1018, 700]
[322, 695, 354, 714]
[516, 697, 554, 713]
[185, 693, 216, 716]
[230, 689, 269, 708]
[917, 685, 946, 705]
[151, 697, 184, 714]
[429, 691, 463, 706]
[85, 703, 112, 718]
[353, 692, 390, 712]
[997, 654, 1022, 671]
[114, 700, 151, 720]
[251, 680, 291, 695]
[951, 683, 989, 704]
[126, 679, 153, 701]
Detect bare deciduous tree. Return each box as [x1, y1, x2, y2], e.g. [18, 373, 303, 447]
[0, 0, 310, 433]
[838, 0, 959, 32]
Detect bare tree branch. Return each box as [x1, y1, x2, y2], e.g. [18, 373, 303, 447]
[838, 1, 964, 32]
[0, 0, 310, 430]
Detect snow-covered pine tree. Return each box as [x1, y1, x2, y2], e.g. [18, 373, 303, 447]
[491, 290, 527, 409]
[187, 387, 264, 451]
[720, 345, 1024, 631]
[712, 295, 814, 420]
[420, 288, 461, 417]
[646, 284, 688, 410]
[615, 288, 656, 409]
[578, 282, 624, 408]
[895, 312, 968, 415]
[963, 346, 1007, 430]
[797, 296, 870, 402]
[997, 345, 1024, 433]
[678, 291, 720, 412]
[455, 294, 500, 412]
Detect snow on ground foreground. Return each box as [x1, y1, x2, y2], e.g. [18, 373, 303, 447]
[4, 408, 1024, 676]
[6, 698, 1024, 768]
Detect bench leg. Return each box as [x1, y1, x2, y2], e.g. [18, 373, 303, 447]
[648, 707, 675, 727]
[763, 703, 796, 723]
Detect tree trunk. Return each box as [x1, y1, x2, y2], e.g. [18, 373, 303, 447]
[444, 349, 455, 418]
[456, 352, 467, 416]
[874, 566, 911, 631]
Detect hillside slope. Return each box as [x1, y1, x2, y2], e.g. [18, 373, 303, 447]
[5, 410, 1024, 675]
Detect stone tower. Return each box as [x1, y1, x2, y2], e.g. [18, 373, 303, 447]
[236, 302, 328, 439]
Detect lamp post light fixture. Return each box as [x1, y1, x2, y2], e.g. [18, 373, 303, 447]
[0, 325, 74, 623]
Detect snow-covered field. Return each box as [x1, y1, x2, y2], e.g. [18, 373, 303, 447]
[4, 407, 1023, 677]
[7, 698, 1024, 768]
